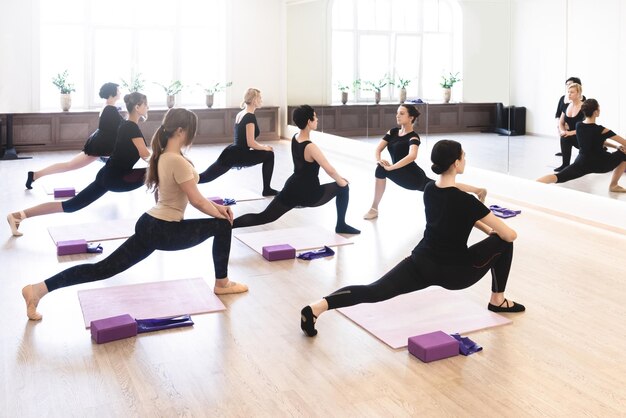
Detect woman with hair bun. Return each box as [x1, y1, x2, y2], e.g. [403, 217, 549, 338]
[301, 139, 524, 337]
[25, 82, 124, 189]
[363, 104, 486, 220]
[7, 92, 151, 236]
[20, 108, 247, 321]
[198, 88, 278, 196]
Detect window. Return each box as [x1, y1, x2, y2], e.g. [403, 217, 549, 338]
[331, 0, 461, 103]
[39, 0, 227, 110]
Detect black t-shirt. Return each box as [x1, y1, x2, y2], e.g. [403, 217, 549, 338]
[555, 95, 586, 119]
[383, 127, 421, 164]
[233, 113, 259, 148]
[412, 182, 490, 264]
[575, 122, 616, 157]
[107, 121, 145, 172]
[95, 105, 123, 154]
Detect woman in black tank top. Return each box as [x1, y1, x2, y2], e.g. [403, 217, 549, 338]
[555, 83, 585, 172]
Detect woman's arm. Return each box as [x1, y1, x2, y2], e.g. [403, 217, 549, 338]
[456, 183, 487, 202]
[605, 130, 626, 149]
[178, 179, 234, 224]
[475, 212, 517, 242]
[245, 123, 272, 151]
[131, 137, 151, 161]
[375, 138, 389, 165]
[381, 143, 417, 171]
[306, 143, 348, 187]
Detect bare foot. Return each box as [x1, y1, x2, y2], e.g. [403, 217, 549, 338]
[214, 281, 249, 295]
[22, 285, 42, 321]
[609, 185, 626, 193]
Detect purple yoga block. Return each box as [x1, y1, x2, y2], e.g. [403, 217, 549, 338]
[91, 314, 138, 344]
[56, 239, 88, 256]
[262, 244, 296, 261]
[54, 187, 75, 198]
[408, 331, 460, 363]
[207, 196, 224, 205]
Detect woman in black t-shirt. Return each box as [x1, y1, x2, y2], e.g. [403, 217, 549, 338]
[197, 88, 278, 196]
[538, 99, 626, 192]
[555, 83, 585, 172]
[7, 93, 151, 237]
[301, 139, 524, 337]
[363, 104, 486, 220]
[25, 83, 124, 189]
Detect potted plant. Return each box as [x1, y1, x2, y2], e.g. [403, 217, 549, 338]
[155, 80, 184, 108]
[52, 70, 76, 111]
[394, 76, 411, 103]
[337, 79, 361, 105]
[363, 76, 391, 104]
[200, 81, 233, 108]
[121, 72, 146, 93]
[440, 72, 461, 103]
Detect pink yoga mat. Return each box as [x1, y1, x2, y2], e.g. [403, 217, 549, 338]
[337, 287, 512, 349]
[77, 277, 226, 328]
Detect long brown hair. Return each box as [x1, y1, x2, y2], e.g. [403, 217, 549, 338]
[145, 108, 198, 192]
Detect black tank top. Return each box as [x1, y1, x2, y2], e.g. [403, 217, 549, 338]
[563, 103, 584, 130]
[291, 136, 320, 179]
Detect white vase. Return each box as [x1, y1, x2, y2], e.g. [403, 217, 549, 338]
[60, 94, 72, 111]
[166, 95, 175, 109]
[399, 88, 407, 103]
[443, 88, 451, 103]
[341, 91, 348, 105]
[374, 91, 381, 104]
[206, 94, 214, 108]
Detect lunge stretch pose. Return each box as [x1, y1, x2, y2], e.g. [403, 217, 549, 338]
[363, 104, 486, 220]
[233, 105, 360, 234]
[301, 139, 525, 337]
[555, 82, 585, 172]
[21, 108, 248, 321]
[7, 92, 151, 236]
[25, 82, 124, 189]
[198, 88, 278, 196]
[538, 99, 626, 192]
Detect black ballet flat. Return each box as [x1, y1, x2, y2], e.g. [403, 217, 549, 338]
[300, 306, 318, 337]
[553, 164, 569, 172]
[25, 171, 34, 190]
[488, 298, 525, 313]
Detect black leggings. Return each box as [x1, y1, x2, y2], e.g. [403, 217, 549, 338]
[324, 235, 513, 310]
[559, 135, 580, 166]
[233, 183, 351, 229]
[62, 167, 146, 213]
[375, 164, 433, 191]
[556, 152, 626, 183]
[198, 148, 275, 191]
[45, 213, 232, 292]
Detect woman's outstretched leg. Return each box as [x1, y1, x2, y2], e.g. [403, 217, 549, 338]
[198, 161, 231, 184]
[26, 152, 98, 189]
[233, 198, 293, 228]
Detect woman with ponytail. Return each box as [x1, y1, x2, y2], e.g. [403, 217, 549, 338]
[300, 139, 524, 338]
[7, 92, 151, 236]
[197, 88, 278, 196]
[20, 108, 248, 321]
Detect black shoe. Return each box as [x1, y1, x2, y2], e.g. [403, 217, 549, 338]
[25, 171, 34, 189]
[300, 306, 318, 337]
[335, 224, 361, 234]
[554, 164, 569, 172]
[554, 152, 563, 156]
[262, 188, 279, 197]
[488, 299, 525, 313]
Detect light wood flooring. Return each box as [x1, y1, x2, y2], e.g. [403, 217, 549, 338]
[1, 133, 626, 417]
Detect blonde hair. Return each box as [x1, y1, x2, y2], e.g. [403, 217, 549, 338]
[240, 88, 261, 109]
[568, 83, 582, 96]
[145, 108, 198, 192]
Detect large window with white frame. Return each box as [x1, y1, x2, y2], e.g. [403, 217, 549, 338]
[39, 0, 227, 110]
[331, 0, 461, 103]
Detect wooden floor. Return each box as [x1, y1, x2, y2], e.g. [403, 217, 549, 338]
[2, 134, 626, 417]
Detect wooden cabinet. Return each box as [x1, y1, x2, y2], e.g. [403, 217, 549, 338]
[287, 103, 497, 137]
[3, 107, 280, 152]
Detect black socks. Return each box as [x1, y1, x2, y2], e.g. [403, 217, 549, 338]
[335, 223, 361, 234]
[300, 306, 318, 337]
[25, 171, 34, 189]
[262, 188, 279, 197]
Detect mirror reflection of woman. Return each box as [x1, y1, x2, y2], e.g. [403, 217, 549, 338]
[555, 82, 585, 172]
[363, 104, 486, 220]
[538, 99, 626, 192]
[302, 139, 524, 337]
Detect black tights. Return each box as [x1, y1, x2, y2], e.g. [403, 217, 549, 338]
[559, 136, 580, 166]
[198, 149, 275, 192]
[45, 213, 232, 292]
[324, 235, 513, 310]
[233, 183, 351, 229]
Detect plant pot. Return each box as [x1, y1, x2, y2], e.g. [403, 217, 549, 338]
[399, 88, 407, 103]
[443, 88, 451, 103]
[166, 95, 175, 109]
[374, 91, 381, 104]
[341, 91, 348, 105]
[60, 94, 72, 111]
[206, 94, 214, 108]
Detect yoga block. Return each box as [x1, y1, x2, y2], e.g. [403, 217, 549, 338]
[91, 314, 138, 344]
[57, 239, 88, 256]
[207, 196, 224, 205]
[408, 331, 460, 363]
[54, 187, 75, 198]
[262, 244, 296, 261]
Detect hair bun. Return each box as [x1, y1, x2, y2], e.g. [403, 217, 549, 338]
[431, 163, 443, 174]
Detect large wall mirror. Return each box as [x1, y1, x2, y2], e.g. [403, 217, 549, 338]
[286, 0, 626, 204]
